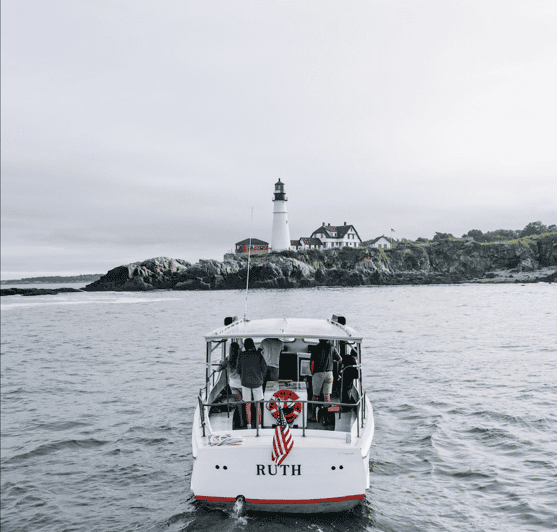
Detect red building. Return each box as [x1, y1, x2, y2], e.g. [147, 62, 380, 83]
[235, 238, 269, 254]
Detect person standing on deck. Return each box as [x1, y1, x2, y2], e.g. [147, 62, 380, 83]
[309, 339, 341, 420]
[237, 338, 267, 427]
[217, 341, 244, 426]
[259, 337, 283, 389]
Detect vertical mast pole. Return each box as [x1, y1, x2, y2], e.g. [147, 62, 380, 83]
[244, 206, 253, 320]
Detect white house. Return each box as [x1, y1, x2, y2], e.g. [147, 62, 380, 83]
[369, 236, 392, 249]
[291, 237, 324, 251]
[307, 223, 362, 249]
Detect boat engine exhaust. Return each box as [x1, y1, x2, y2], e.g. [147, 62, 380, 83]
[233, 495, 246, 517]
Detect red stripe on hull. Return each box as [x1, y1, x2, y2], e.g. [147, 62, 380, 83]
[196, 494, 364, 513]
[247, 494, 364, 504]
[196, 494, 364, 505]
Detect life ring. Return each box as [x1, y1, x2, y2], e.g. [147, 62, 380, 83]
[267, 389, 302, 423]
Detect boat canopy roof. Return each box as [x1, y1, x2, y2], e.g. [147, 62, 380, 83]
[204, 318, 363, 342]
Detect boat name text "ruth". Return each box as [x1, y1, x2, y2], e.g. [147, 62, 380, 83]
[256, 464, 301, 476]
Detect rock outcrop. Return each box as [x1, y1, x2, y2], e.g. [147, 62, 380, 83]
[1, 287, 83, 297]
[83, 234, 557, 292]
[83, 257, 191, 291]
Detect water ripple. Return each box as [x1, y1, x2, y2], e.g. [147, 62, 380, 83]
[2, 284, 556, 531]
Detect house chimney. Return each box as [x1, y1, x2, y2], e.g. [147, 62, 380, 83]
[344, 221, 346, 225]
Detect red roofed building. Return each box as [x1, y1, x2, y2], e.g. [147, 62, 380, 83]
[235, 238, 269, 254]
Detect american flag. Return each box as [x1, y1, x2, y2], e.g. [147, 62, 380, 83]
[271, 405, 293, 466]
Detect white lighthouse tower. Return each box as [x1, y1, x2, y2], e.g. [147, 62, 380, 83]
[271, 179, 291, 251]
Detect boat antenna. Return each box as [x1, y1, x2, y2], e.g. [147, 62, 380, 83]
[243, 206, 254, 320]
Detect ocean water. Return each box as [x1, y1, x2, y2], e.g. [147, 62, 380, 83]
[1, 284, 556, 532]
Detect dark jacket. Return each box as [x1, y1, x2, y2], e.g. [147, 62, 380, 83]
[310, 341, 341, 374]
[237, 348, 267, 388]
[341, 349, 357, 368]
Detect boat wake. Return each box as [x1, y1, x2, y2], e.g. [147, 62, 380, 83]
[231, 495, 247, 523]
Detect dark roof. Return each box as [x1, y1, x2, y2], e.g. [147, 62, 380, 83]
[299, 237, 323, 245]
[311, 224, 361, 242]
[235, 238, 269, 246]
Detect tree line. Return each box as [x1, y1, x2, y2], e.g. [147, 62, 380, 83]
[413, 221, 556, 244]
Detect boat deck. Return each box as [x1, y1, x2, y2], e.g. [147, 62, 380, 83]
[207, 386, 359, 434]
[208, 410, 358, 438]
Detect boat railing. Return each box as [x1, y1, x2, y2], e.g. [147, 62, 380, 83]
[198, 392, 207, 437]
[197, 390, 366, 439]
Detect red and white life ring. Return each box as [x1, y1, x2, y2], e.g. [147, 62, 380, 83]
[267, 389, 302, 423]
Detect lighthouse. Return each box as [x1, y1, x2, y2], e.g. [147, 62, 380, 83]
[271, 179, 291, 251]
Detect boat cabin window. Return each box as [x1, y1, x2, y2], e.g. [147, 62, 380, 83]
[207, 337, 362, 389]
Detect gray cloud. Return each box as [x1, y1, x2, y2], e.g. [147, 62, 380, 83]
[2, 1, 556, 278]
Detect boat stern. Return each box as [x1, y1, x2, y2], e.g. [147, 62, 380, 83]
[191, 428, 369, 514]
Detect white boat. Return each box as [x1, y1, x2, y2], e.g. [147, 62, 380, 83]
[191, 315, 374, 514]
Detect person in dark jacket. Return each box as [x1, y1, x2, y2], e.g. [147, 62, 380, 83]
[339, 346, 359, 403]
[309, 339, 341, 420]
[237, 338, 267, 427]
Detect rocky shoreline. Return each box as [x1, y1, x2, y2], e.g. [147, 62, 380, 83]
[0, 287, 84, 297]
[468, 267, 557, 284]
[82, 235, 556, 292]
[2, 235, 555, 296]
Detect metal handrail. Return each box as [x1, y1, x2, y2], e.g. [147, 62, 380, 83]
[198, 394, 363, 437]
[199, 396, 362, 411]
[198, 392, 206, 437]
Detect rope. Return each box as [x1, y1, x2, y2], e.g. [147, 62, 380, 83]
[209, 434, 244, 446]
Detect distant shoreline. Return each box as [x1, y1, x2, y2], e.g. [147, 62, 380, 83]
[3, 234, 557, 295]
[1, 266, 555, 297]
[0, 274, 102, 285]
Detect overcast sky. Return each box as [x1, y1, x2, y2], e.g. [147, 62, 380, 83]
[2, 1, 556, 279]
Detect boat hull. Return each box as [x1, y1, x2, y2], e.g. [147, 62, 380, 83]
[191, 398, 373, 514]
[195, 494, 364, 514]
